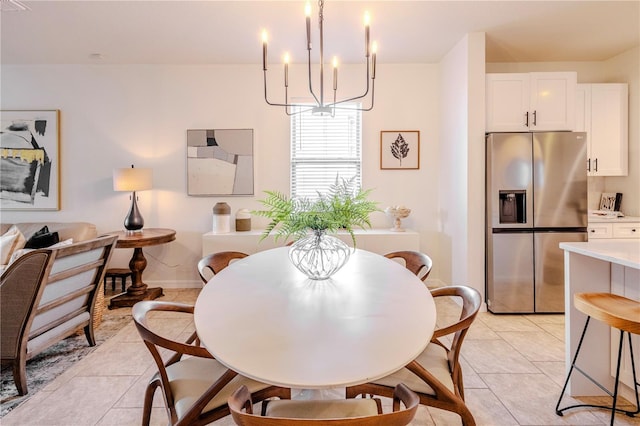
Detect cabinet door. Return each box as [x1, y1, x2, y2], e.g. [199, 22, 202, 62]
[587, 223, 612, 239]
[486, 74, 530, 132]
[612, 223, 639, 239]
[589, 84, 628, 176]
[529, 72, 576, 131]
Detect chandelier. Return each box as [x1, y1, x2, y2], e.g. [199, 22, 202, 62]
[261, 0, 377, 116]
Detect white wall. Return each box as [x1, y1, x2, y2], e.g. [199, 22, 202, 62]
[486, 46, 640, 216]
[1, 63, 441, 287]
[437, 33, 486, 299]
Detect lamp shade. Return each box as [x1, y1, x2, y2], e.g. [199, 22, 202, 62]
[113, 167, 152, 192]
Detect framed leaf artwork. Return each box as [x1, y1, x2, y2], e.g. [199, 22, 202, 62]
[380, 130, 420, 170]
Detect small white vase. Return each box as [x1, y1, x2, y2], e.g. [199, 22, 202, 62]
[288, 230, 351, 280]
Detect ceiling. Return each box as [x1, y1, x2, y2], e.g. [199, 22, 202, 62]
[1, 0, 639, 65]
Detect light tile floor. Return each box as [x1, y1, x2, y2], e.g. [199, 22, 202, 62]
[3, 288, 639, 426]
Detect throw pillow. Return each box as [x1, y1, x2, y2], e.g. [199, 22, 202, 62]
[0, 226, 27, 265]
[24, 226, 60, 249]
[49, 238, 74, 249]
[5, 239, 73, 269]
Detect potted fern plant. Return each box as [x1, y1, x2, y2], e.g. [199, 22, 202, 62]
[253, 177, 379, 280]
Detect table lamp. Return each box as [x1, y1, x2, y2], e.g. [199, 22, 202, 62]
[113, 165, 152, 232]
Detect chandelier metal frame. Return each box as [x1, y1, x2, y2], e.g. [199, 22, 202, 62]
[262, 0, 376, 116]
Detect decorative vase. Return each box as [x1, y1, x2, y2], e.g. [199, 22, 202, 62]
[288, 230, 351, 280]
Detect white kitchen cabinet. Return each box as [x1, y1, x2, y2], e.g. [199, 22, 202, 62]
[587, 223, 612, 239]
[575, 83, 628, 176]
[486, 72, 576, 132]
[612, 222, 640, 239]
[588, 216, 640, 240]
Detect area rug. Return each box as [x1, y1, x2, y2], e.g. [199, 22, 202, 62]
[0, 300, 132, 418]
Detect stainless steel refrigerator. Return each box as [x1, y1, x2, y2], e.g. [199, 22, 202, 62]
[485, 132, 588, 313]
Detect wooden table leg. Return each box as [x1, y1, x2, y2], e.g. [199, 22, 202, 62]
[108, 247, 163, 308]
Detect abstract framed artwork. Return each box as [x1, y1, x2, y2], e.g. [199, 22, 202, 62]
[187, 128, 254, 196]
[380, 130, 420, 170]
[1, 110, 60, 210]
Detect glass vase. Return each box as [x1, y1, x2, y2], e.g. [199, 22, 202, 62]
[288, 230, 351, 280]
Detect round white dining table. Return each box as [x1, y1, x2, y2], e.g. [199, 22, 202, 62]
[194, 247, 436, 390]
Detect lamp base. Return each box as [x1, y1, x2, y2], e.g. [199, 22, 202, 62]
[123, 191, 144, 231]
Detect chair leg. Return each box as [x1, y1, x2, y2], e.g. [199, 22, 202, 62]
[556, 316, 591, 416]
[84, 323, 96, 346]
[626, 332, 640, 416]
[12, 357, 28, 396]
[557, 317, 640, 422]
[142, 377, 161, 426]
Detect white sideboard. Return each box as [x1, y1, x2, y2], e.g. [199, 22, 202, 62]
[202, 229, 420, 257]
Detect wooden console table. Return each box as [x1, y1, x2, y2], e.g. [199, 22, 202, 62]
[108, 228, 176, 309]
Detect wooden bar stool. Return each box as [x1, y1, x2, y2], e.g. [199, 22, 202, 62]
[103, 268, 132, 294]
[556, 293, 640, 425]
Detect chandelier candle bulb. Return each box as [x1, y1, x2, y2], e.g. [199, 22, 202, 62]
[262, 30, 268, 70]
[364, 12, 370, 57]
[372, 41, 377, 79]
[284, 53, 289, 87]
[305, 2, 312, 49]
[333, 57, 338, 90]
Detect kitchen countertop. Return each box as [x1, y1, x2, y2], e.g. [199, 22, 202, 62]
[559, 239, 640, 269]
[588, 215, 640, 223]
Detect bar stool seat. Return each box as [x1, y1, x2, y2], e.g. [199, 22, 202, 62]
[104, 268, 132, 294]
[556, 293, 640, 425]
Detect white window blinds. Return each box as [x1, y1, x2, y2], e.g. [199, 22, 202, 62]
[290, 104, 362, 199]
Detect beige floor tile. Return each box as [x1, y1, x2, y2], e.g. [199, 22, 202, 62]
[532, 361, 567, 387]
[95, 407, 168, 426]
[522, 314, 564, 325]
[481, 373, 602, 425]
[537, 323, 565, 341]
[74, 341, 155, 376]
[476, 313, 542, 332]
[462, 340, 540, 374]
[2, 376, 136, 425]
[115, 365, 165, 409]
[465, 321, 501, 340]
[465, 388, 519, 425]
[497, 331, 564, 362]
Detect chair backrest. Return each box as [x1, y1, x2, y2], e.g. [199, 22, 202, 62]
[430, 285, 481, 386]
[0, 250, 53, 359]
[198, 251, 249, 284]
[384, 250, 432, 282]
[228, 383, 419, 426]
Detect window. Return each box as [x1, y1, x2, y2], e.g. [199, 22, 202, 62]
[290, 104, 362, 199]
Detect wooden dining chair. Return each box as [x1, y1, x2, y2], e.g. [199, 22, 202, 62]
[384, 250, 433, 282]
[346, 285, 481, 426]
[133, 301, 290, 426]
[198, 251, 249, 284]
[228, 383, 419, 425]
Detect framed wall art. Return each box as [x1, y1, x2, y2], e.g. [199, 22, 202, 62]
[380, 130, 420, 170]
[599, 192, 622, 211]
[186, 128, 254, 196]
[1, 110, 60, 210]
